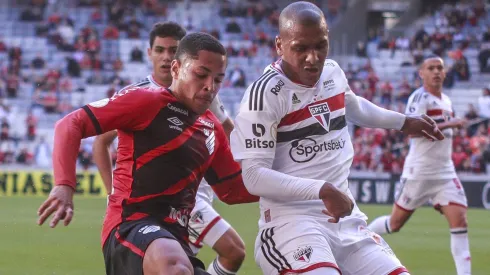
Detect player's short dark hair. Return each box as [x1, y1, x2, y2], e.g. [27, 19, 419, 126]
[420, 54, 443, 68]
[424, 54, 442, 61]
[175, 32, 227, 62]
[149, 22, 186, 48]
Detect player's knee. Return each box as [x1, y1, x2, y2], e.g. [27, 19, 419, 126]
[144, 238, 193, 275]
[162, 263, 193, 275]
[447, 207, 468, 228]
[228, 243, 246, 264]
[146, 255, 193, 275]
[220, 240, 246, 265]
[455, 217, 468, 229]
[215, 230, 246, 263]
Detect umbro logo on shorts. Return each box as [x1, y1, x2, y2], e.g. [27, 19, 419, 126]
[138, 225, 161, 234]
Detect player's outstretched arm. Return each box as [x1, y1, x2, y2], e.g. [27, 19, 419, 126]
[345, 89, 444, 141]
[400, 114, 445, 140]
[37, 107, 99, 228]
[93, 130, 118, 194]
[37, 88, 165, 228]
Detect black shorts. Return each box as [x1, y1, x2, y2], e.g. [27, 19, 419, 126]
[103, 218, 206, 275]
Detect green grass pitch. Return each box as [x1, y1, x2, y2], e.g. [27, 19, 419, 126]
[0, 197, 488, 274]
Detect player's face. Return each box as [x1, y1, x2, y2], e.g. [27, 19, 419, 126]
[148, 36, 179, 85]
[276, 20, 329, 86]
[419, 58, 446, 88]
[171, 50, 226, 114]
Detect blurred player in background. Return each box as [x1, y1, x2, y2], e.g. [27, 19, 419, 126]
[92, 22, 247, 275]
[37, 32, 258, 275]
[368, 56, 471, 275]
[230, 2, 444, 275]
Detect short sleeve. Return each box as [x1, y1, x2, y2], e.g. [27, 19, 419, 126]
[230, 72, 286, 160]
[84, 87, 164, 134]
[405, 91, 427, 116]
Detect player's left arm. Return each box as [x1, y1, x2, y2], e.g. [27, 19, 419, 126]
[434, 109, 466, 130]
[345, 88, 406, 130]
[204, 122, 259, 205]
[340, 70, 443, 140]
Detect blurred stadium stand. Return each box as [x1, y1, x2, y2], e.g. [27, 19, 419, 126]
[0, 0, 488, 175]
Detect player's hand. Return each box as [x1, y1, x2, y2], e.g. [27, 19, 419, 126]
[401, 115, 445, 141]
[319, 183, 354, 223]
[37, 185, 75, 228]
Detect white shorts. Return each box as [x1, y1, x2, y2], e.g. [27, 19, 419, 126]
[188, 197, 231, 255]
[255, 217, 407, 275]
[395, 177, 468, 212]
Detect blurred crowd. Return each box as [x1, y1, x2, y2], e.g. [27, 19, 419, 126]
[0, 0, 488, 174]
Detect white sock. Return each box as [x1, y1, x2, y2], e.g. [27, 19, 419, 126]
[367, 215, 392, 235]
[450, 228, 471, 275]
[207, 258, 236, 275]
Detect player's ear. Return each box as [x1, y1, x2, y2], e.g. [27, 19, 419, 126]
[171, 59, 180, 79]
[275, 35, 283, 56]
[147, 47, 151, 59]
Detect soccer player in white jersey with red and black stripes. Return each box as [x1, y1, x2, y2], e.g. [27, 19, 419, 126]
[230, 2, 445, 275]
[369, 55, 471, 275]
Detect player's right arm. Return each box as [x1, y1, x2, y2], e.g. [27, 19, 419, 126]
[230, 76, 353, 222]
[37, 87, 165, 228]
[92, 130, 117, 194]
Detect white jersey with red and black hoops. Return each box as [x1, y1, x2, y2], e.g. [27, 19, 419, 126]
[402, 87, 457, 180]
[231, 59, 367, 228]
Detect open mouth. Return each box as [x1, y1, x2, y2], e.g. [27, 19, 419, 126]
[304, 67, 320, 74]
[160, 64, 171, 70]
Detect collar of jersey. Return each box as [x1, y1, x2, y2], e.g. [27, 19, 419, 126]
[164, 88, 202, 118]
[149, 74, 167, 88]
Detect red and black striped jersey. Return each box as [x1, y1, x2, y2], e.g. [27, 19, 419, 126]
[51, 87, 258, 246]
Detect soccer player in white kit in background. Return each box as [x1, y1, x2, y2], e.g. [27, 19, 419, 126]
[368, 56, 471, 275]
[230, 2, 444, 275]
[92, 22, 247, 275]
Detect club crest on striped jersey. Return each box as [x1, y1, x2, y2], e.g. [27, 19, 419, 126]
[309, 102, 331, 131]
[293, 246, 313, 262]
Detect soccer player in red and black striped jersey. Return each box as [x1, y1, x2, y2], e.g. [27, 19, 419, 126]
[93, 22, 249, 275]
[37, 32, 258, 275]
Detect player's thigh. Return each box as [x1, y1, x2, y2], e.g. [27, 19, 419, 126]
[432, 178, 469, 228]
[432, 178, 468, 221]
[103, 219, 204, 275]
[188, 199, 232, 254]
[336, 219, 407, 275]
[395, 178, 433, 211]
[254, 220, 340, 275]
